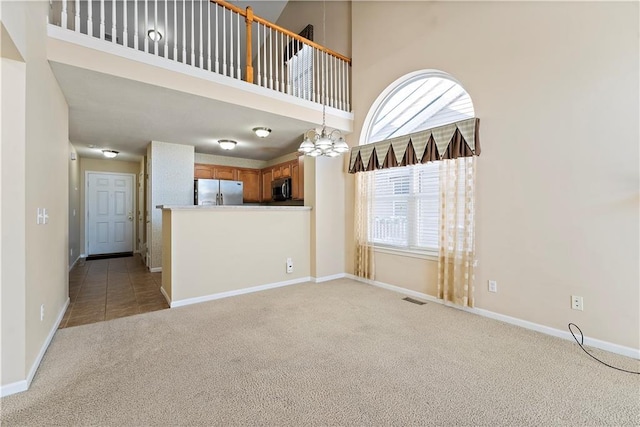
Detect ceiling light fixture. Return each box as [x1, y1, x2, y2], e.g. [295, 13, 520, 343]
[298, 1, 348, 158]
[147, 29, 162, 42]
[253, 127, 272, 138]
[218, 140, 237, 150]
[102, 150, 119, 158]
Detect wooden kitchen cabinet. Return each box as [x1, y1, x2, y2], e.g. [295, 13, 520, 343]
[194, 164, 214, 179]
[291, 156, 304, 200]
[281, 163, 291, 178]
[237, 168, 261, 203]
[261, 169, 272, 201]
[212, 166, 237, 181]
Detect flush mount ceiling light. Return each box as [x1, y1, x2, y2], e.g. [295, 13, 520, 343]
[218, 140, 237, 150]
[147, 29, 162, 42]
[252, 127, 272, 138]
[102, 150, 119, 158]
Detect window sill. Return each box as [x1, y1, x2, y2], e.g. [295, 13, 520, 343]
[373, 245, 439, 261]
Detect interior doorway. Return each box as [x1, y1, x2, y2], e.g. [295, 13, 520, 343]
[85, 172, 135, 256]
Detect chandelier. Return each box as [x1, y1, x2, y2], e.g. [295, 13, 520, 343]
[298, 110, 349, 157]
[298, 0, 349, 158]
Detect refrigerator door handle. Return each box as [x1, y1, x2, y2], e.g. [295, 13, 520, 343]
[220, 193, 224, 205]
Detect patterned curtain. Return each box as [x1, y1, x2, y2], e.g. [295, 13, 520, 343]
[437, 157, 476, 307]
[354, 171, 375, 280]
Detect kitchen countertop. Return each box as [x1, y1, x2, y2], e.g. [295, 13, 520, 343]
[157, 205, 312, 211]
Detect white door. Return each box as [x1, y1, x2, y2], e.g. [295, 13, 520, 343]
[87, 172, 134, 255]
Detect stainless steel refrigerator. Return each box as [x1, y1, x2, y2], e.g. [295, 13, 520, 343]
[194, 179, 244, 205]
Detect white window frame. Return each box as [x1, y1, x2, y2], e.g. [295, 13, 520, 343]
[359, 70, 474, 259]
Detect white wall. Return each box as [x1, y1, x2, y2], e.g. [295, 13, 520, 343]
[1, 0, 70, 392]
[349, 1, 639, 349]
[149, 141, 194, 270]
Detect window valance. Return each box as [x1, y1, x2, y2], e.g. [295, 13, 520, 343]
[348, 118, 480, 174]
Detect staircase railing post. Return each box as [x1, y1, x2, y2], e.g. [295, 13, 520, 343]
[245, 6, 254, 83]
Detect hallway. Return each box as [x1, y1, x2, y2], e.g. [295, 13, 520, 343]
[60, 255, 169, 328]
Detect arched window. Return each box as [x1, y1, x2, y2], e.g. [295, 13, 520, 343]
[359, 70, 476, 253]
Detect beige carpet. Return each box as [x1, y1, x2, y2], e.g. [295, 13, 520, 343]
[2, 279, 639, 426]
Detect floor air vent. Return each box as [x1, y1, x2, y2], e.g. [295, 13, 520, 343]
[403, 297, 426, 305]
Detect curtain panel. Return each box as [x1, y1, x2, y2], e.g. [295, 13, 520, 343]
[348, 118, 480, 173]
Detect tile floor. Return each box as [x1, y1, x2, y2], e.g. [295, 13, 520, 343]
[60, 254, 169, 328]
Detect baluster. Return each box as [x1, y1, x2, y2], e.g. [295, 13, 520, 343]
[154, 0, 159, 54]
[173, 0, 177, 60]
[61, 0, 67, 29]
[256, 22, 261, 86]
[236, 12, 241, 79]
[123, 0, 128, 48]
[229, 9, 234, 78]
[144, 0, 148, 52]
[100, 0, 105, 39]
[75, 0, 80, 32]
[285, 35, 291, 94]
[190, 0, 194, 64]
[338, 58, 342, 109]
[215, 4, 219, 73]
[87, 0, 92, 36]
[269, 28, 273, 90]
[181, 0, 186, 63]
[207, 1, 211, 70]
[262, 24, 267, 87]
[163, 0, 168, 58]
[313, 47, 318, 103]
[111, 0, 116, 43]
[274, 31, 279, 92]
[344, 62, 351, 112]
[339, 59, 344, 111]
[133, 0, 138, 49]
[198, 0, 203, 68]
[222, 6, 226, 75]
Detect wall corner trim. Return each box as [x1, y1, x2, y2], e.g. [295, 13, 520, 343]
[159, 286, 171, 305]
[149, 267, 162, 273]
[1, 298, 70, 397]
[68, 255, 81, 272]
[346, 275, 640, 360]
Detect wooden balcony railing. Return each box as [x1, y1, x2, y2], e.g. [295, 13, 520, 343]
[51, 0, 352, 112]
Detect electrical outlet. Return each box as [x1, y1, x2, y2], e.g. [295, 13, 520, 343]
[286, 258, 293, 274]
[40, 304, 45, 321]
[571, 295, 584, 311]
[488, 280, 497, 293]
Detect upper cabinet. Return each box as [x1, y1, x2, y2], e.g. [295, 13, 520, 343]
[194, 164, 214, 179]
[212, 166, 237, 181]
[237, 169, 261, 203]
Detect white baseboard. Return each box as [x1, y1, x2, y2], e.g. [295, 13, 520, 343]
[1, 298, 70, 397]
[312, 273, 347, 283]
[170, 276, 312, 308]
[149, 267, 162, 273]
[68, 255, 81, 272]
[159, 286, 171, 305]
[346, 274, 640, 360]
[80, 253, 87, 258]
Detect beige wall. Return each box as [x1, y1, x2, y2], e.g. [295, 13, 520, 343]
[68, 144, 80, 268]
[1, 0, 70, 389]
[195, 153, 265, 170]
[163, 208, 311, 303]
[1, 11, 27, 385]
[149, 141, 195, 270]
[277, 1, 351, 60]
[305, 156, 345, 279]
[78, 157, 140, 256]
[350, 1, 639, 349]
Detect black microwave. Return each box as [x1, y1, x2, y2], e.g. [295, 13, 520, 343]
[272, 177, 291, 201]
